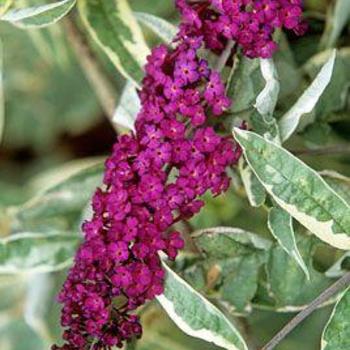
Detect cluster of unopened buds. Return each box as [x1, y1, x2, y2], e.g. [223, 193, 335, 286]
[53, 1, 306, 349]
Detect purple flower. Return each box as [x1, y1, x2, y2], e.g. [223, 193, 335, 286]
[54, 1, 306, 348]
[111, 266, 132, 288]
[194, 127, 221, 153]
[108, 242, 129, 262]
[204, 72, 225, 102]
[164, 78, 183, 100]
[139, 174, 164, 201]
[174, 58, 199, 85]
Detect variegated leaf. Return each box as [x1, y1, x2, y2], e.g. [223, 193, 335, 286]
[268, 207, 309, 279]
[321, 286, 350, 350]
[0, 0, 76, 28]
[135, 12, 177, 45]
[233, 128, 350, 250]
[0, 232, 80, 273]
[239, 159, 266, 207]
[279, 50, 336, 142]
[113, 81, 139, 132]
[78, 0, 149, 86]
[157, 262, 248, 350]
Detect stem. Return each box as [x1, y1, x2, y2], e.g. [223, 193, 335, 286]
[291, 145, 350, 157]
[64, 17, 120, 132]
[260, 271, 350, 350]
[182, 220, 202, 253]
[215, 40, 235, 72]
[238, 317, 258, 350]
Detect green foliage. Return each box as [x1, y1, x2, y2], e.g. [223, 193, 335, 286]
[158, 262, 248, 350]
[78, 0, 149, 86]
[113, 81, 139, 131]
[0, 0, 76, 28]
[266, 236, 333, 308]
[268, 207, 309, 279]
[322, 287, 350, 349]
[135, 11, 177, 44]
[0, 232, 80, 273]
[279, 51, 336, 142]
[234, 129, 350, 250]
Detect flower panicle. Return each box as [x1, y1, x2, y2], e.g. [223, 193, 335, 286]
[53, 1, 306, 349]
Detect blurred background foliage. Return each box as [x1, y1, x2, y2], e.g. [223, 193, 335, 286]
[0, 0, 349, 349]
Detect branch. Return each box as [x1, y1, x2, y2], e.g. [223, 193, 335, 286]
[64, 17, 119, 132]
[215, 40, 235, 72]
[260, 271, 350, 350]
[291, 145, 350, 157]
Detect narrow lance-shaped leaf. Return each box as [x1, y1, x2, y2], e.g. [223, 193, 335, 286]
[226, 56, 264, 114]
[15, 163, 103, 223]
[320, 170, 350, 204]
[255, 58, 280, 118]
[279, 50, 336, 142]
[0, 232, 81, 273]
[239, 159, 266, 207]
[321, 0, 350, 49]
[233, 128, 350, 250]
[192, 226, 272, 257]
[321, 287, 350, 350]
[78, 0, 149, 86]
[113, 81, 139, 132]
[135, 12, 177, 45]
[252, 58, 280, 143]
[266, 235, 334, 309]
[268, 207, 310, 279]
[157, 262, 248, 350]
[0, 0, 76, 28]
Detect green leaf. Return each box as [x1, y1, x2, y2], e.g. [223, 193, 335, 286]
[0, 0, 76, 28]
[192, 226, 272, 259]
[268, 207, 309, 279]
[303, 49, 350, 123]
[233, 128, 350, 250]
[320, 170, 350, 204]
[135, 12, 177, 44]
[239, 160, 266, 207]
[321, 0, 350, 49]
[189, 227, 271, 312]
[136, 303, 222, 350]
[221, 254, 260, 312]
[279, 50, 336, 142]
[267, 235, 333, 308]
[321, 286, 350, 350]
[226, 56, 264, 114]
[78, 0, 149, 86]
[255, 59, 280, 119]
[157, 262, 248, 350]
[113, 81, 139, 132]
[0, 232, 80, 273]
[14, 162, 103, 227]
[252, 58, 280, 143]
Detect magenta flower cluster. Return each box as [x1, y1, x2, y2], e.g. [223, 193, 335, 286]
[178, 0, 307, 58]
[53, 1, 306, 349]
